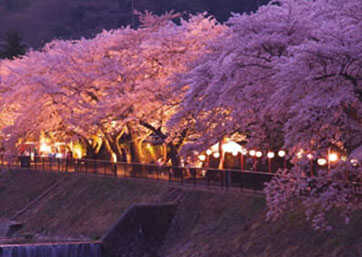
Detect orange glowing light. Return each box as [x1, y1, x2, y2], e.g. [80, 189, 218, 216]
[328, 153, 338, 162]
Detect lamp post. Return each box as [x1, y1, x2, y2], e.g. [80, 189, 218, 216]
[278, 150, 286, 169]
[249, 150, 256, 171]
[240, 148, 247, 171]
[267, 151, 275, 172]
[206, 149, 212, 168]
[307, 153, 314, 176]
[255, 151, 262, 171]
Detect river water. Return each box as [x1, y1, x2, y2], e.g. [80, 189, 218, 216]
[0, 242, 102, 257]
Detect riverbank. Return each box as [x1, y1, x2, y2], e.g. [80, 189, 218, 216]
[0, 169, 361, 256]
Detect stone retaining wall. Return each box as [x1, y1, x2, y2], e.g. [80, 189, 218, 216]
[101, 203, 177, 257]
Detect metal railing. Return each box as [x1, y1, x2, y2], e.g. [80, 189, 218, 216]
[0, 155, 361, 195]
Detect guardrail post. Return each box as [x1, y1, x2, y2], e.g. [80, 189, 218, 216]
[113, 163, 117, 177]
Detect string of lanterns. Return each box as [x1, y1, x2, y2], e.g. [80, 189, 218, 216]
[197, 140, 359, 172]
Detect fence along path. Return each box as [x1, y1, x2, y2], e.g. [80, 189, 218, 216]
[0, 155, 361, 195]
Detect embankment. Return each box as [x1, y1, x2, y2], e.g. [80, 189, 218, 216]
[0, 169, 361, 257]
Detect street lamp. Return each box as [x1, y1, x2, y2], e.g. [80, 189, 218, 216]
[278, 150, 287, 169]
[267, 151, 275, 172]
[254, 151, 262, 171]
[240, 148, 247, 171]
[307, 153, 314, 175]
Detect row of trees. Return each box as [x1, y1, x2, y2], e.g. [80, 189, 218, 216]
[0, 0, 361, 230]
[0, 12, 225, 166]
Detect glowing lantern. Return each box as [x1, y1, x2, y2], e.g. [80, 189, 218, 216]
[199, 155, 206, 161]
[206, 149, 212, 156]
[40, 143, 51, 154]
[256, 151, 262, 158]
[350, 159, 358, 167]
[278, 150, 286, 158]
[241, 148, 248, 155]
[213, 152, 220, 158]
[267, 152, 275, 159]
[249, 150, 256, 157]
[317, 158, 327, 166]
[232, 151, 238, 157]
[328, 153, 338, 162]
[307, 153, 313, 160]
[210, 141, 242, 154]
[222, 141, 242, 153]
[296, 149, 304, 159]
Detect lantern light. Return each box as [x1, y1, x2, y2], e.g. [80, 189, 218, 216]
[256, 151, 262, 158]
[249, 150, 256, 157]
[307, 153, 313, 160]
[328, 153, 338, 162]
[199, 154, 206, 161]
[267, 152, 275, 159]
[350, 159, 358, 167]
[296, 149, 304, 159]
[213, 152, 220, 158]
[40, 143, 51, 154]
[317, 158, 327, 166]
[222, 141, 242, 153]
[278, 150, 286, 158]
[232, 151, 238, 157]
[241, 148, 248, 155]
[206, 149, 212, 156]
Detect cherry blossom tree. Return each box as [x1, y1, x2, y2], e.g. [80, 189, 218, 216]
[170, 0, 362, 229]
[0, 12, 224, 165]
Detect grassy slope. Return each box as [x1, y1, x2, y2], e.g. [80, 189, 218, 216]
[159, 189, 362, 257]
[0, 170, 361, 256]
[9, 172, 169, 240]
[0, 170, 58, 218]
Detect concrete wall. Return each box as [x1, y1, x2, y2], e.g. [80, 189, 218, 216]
[101, 203, 177, 257]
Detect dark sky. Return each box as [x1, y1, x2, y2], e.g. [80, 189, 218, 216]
[0, 0, 269, 48]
